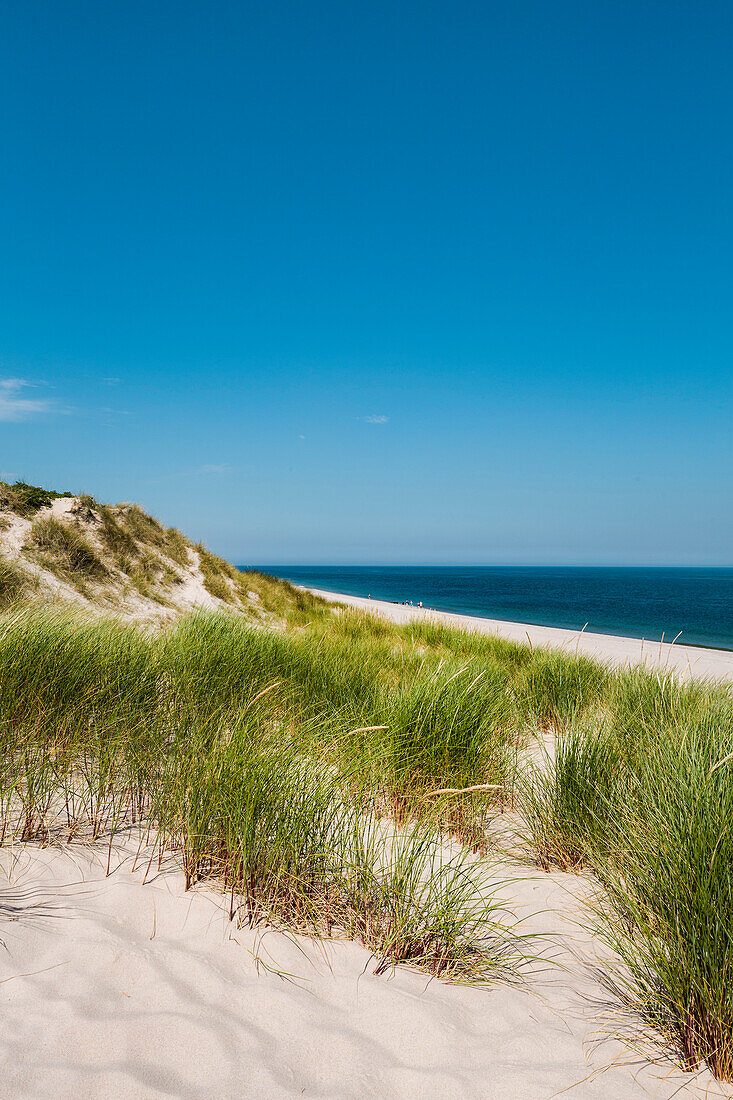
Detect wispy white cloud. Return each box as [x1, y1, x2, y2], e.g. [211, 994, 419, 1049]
[363, 414, 389, 424]
[199, 463, 231, 474]
[0, 378, 53, 422]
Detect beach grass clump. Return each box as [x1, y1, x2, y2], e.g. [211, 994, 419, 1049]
[171, 614, 520, 839]
[112, 504, 190, 565]
[0, 603, 516, 982]
[0, 553, 32, 607]
[162, 612, 382, 744]
[395, 619, 532, 673]
[127, 551, 180, 603]
[284, 632, 384, 719]
[196, 545, 236, 603]
[514, 648, 609, 731]
[194, 547, 328, 620]
[220, 611, 524, 829]
[163, 613, 293, 732]
[606, 665, 714, 753]
[237, 568, 329, 620]
[342, 819, 515, 979]
[595, 708, 733, 1080]
[0, 606, 159, 751]
[28, 515, 107, 584]
[163, 526, 190, 568]
[236, 613, 523, 837]
[155, 720, 346, 920]
[520, 679, 733, 1080]
[98, 504, 140, 561]
[7, 731, 60, 843]
[117, 503, 169, 547]
[153, 711, 512, 978]
[379, 661, 515, 843]
[332, 608, 396, 641]
[519, 722, 622, 871]
[98, 507, 183, 601]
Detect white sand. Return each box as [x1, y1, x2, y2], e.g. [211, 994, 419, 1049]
[1, 838, 730, 1098]
[306, 588, 733, 682]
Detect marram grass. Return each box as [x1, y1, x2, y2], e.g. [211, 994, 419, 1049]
[2, 598, 733, 1076]
[0, 605, 516, 982]
[520, 678, 733, 1079]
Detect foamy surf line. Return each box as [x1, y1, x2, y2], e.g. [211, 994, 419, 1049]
[303, 586, 733, 682]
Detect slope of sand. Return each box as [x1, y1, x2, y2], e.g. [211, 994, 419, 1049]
[1, 496, 242, 622]
[1, 838, 730, 1099]
[306, 588, 733, 682]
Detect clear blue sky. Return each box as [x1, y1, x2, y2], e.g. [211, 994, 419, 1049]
[2, 2, 731, 565]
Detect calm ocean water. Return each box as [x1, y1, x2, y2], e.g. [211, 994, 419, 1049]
[252, 566, 733, 651]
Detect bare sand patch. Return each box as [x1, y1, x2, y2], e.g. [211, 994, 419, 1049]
[0, 839, 729, 1099]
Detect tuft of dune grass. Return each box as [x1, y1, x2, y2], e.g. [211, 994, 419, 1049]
[0, 552, 33, 607]
[0, 604, 517, 982]
[519, 671, 733, 1079]
[194, 544, 328, 620]
[27, 515, 107, 587]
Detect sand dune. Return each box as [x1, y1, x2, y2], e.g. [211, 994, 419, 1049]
[1, 838, 730, 1099]
[306, 588, 733, 682]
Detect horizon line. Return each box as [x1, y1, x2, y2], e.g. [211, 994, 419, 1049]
[239, 562, 733, 570]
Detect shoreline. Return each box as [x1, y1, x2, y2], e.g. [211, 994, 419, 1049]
[305, 585, 733, 682]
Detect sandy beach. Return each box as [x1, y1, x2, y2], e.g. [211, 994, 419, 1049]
[306, 587, 733, 683]
[2, 836, 730, 1099]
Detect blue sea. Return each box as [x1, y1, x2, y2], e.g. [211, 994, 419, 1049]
[252, 566, 733, 651]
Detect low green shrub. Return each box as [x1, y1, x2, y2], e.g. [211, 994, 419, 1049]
[0, 481, 73, 516]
